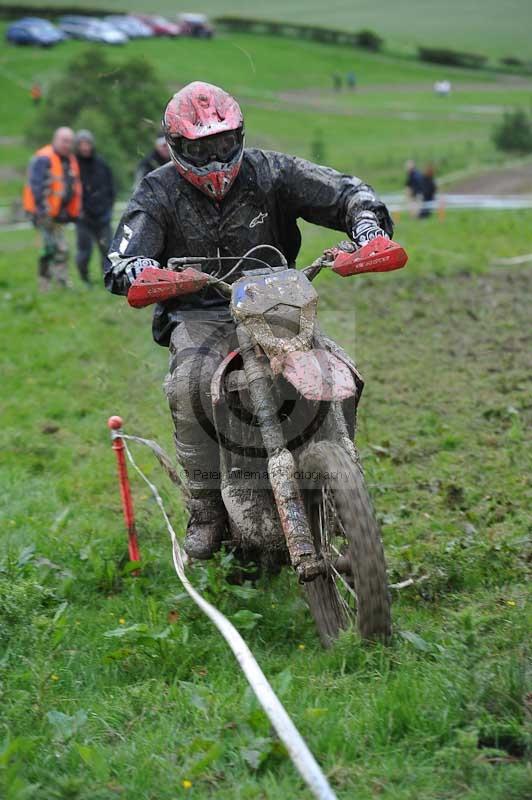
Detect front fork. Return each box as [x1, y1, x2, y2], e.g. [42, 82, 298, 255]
[236, 325, 323, 582]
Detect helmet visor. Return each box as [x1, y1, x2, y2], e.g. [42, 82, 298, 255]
[171, 130, 243, 167]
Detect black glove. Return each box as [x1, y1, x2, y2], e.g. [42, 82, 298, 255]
[351, 210, 390, 248]
[125, 257, 160, 285]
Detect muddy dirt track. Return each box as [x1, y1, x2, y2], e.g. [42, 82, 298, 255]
[448, 164, 532, 195]
[326, 264, 532, 479]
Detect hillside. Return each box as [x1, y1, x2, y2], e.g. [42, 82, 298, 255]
[2, 27, 532, 206]
[3, 0, 532, 59]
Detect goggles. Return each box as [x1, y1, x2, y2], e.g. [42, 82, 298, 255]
[171, 130, 243, 167]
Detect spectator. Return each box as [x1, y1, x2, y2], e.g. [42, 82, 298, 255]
[23, 127, 81, 291]
[332, 73, 342, 92]
[419, 164, 437, 218]
[404, 159, 423, 217]
[30, 82, 42, 105]
[346, 70, 357, 90]
[135, 134, 170, 186]
[74, 130, 115, 285]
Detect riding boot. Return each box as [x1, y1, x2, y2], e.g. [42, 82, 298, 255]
[184, 495, 227, 560]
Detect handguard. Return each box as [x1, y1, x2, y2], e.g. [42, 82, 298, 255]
[127, 267, 209, 308]
[328, 236, 408, 277]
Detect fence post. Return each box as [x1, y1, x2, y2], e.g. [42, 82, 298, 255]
[108, 415, 141, 567]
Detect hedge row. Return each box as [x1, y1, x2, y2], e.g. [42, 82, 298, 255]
[0, 5, 124, 18]
[499, 56, 532, 70]
[214, 16, 383, 51]
[418, 46, 487, 69]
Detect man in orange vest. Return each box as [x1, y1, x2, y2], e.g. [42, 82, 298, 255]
[30, 83, 42, 105]
[23, 127, 82, 291]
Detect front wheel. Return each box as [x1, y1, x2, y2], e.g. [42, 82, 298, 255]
[298, 441, 391, 647]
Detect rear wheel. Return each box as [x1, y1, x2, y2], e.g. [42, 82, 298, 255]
[298, 441, 391, 647]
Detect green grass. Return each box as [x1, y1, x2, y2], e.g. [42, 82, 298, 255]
[1, 210, 531, 798]
[6, 0, 532, 60]
[1, 28, 531, 205]
[1, 10, 531, 796]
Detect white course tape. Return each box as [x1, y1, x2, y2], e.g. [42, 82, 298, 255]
[121, 437, 338, 800]
[121, 433, 189, 494]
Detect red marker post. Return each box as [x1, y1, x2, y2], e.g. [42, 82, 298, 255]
[108, 415, 141, 568]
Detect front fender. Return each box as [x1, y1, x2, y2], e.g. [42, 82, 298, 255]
[274, 349, 357, 402]
[211, 348, 241, 405]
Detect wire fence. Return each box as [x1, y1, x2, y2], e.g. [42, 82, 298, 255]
[1, 193, 531, 233]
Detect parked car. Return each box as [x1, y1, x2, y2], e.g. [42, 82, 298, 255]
[58, 16, 128, 45]
[177, 13, 214, 38]
[6, 17, 65, 47]
[133, 15, 180, 37]
[104, 15, 153, 39]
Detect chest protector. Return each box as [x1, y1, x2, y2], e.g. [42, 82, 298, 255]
[23, 145, 82, 219]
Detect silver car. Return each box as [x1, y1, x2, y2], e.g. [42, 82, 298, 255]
[59, 16, 128, 45]
[104, 15, 153, 39]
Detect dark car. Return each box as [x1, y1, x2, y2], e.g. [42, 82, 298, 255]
[6, 17, 65, 47]
[177, 13, 214, 38]
[132, 14, 180, 37]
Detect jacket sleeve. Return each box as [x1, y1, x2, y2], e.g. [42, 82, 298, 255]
[29, 155, 51, 217]
[270, 152, 393, 238]
[105, 177, 167, 295]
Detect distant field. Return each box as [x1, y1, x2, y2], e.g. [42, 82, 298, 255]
[3, 0, 532, 60]
[2, 27, 531, 206]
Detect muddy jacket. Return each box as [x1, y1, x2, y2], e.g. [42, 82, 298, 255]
[106, 148, 393, 346]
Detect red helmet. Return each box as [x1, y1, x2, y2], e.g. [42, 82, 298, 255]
[163, 82, 244, 202]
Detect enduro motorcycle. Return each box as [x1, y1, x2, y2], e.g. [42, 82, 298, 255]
[128, 236, 407, 646]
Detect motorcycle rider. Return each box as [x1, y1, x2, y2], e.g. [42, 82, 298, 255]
[105, 81, 393, 560]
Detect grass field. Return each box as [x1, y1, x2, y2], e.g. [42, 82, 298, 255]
[1, 10, 531, 799]
[1, 208, 531, 798]
[6, 0, 532, 60]
[2, 26, 532, 206]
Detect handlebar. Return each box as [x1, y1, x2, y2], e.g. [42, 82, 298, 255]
[127, 237, 408, 309]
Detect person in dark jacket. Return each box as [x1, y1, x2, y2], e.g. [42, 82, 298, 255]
[404, 159, 423, 217]
[419, 164, 437, 218]
[134, 135, 170, 186]
[106, 81, 393, 560]
[74, 130, 115, 284]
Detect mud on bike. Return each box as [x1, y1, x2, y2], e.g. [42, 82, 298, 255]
[128, 236, 407, 646]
